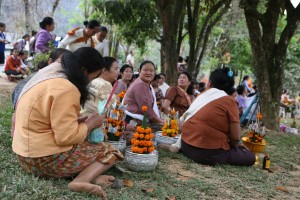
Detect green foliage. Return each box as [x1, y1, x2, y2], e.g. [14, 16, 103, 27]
[228, 38, 253, 72]
[31, 52, 50, 72]
[283, 32, 300, 95]
[91, 0, 160, 51]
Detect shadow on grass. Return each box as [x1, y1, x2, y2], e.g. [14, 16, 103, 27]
[1, 97, 300, 199]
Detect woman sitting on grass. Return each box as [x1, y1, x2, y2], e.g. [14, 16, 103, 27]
[124, 60, 164, 125]
[83, 56, 119, 114]
[160, 67, 255, 166]
[12, 47, 123, 199]
[162, 72, 193, 117]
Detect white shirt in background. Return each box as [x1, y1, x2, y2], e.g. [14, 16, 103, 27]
[159, 82, 170, 96]
[95, 39, 109, 57]
[126, 53, 134, 67]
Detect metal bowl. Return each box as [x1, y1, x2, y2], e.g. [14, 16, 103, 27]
[155, 131, 178, 145]
[108, 140, 127, 153]
[125, 147, 158, 171]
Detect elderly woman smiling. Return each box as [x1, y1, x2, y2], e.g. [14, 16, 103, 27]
[124, 60, 164, 124]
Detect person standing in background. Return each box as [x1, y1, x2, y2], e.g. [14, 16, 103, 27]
[59, 20, 100, 52]
[0, 22, 10, 65]
[126, 50, 135, 68]
[93, 26, 109, 57]
[13, 34, 30, 51]
[158, 73, 170, 96]
[35, 17, 55, 53]
[29, 30, 37, 56]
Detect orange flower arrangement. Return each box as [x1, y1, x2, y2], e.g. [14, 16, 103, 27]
[245, 130, 264, 143]
[131, 105, 155, 154]
[244, 112, 265, 144]
[161, 108, 179, 137]
[104, 90, 127, 141]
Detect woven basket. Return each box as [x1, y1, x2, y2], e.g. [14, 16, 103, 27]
[242, 137, 266, 154]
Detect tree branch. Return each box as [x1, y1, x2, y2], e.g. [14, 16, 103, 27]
[239, 0, 263, 24]
[195, 0, 225, 58]
[195, 0, 231, 73]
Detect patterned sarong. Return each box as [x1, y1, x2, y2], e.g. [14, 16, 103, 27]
[17, 142, 124, 178]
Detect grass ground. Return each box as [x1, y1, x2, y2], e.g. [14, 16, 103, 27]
[1, 96, 300, 200]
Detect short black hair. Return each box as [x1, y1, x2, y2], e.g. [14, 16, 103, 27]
[103, 57, 117, 71]
[159, 73, 166, 78]
[139, 60, 155, 71]
[227, 87, 237, 96]
[179, 71, 194, 95]
[236, 85, 245, 95]
[100, 26, 108, 32]
[153, 74, 162, 81]
[120, 64, 133, 73]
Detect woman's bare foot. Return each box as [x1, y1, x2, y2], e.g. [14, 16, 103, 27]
[158, 143, 180, 153]
[93, 175, 115, 186]
[68, 181, 107, 199]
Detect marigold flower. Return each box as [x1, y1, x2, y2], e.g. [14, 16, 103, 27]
[142, 106, 148, 112]
[139, 134, 145, 139]
[170, 120, 177, 124]
[162, 132, 167, 136]
[133, 132, 139, 139]
[170, 125, 177, 129]
[139, 127, 145, 134]
[134, 140, 140, 146]
[148, 146, 155, 152]
[131, 138, 136, 144]
[150, 133, 155, 139]
[145, 127, 152, 134]
[138, 148, 144, 154]
[170, 110, 176, 116]
[256, 113, 263, 120]
[131, 146, 136, 152]
[143, 147, 148, 152]
[144, 135, 150, 140]
[115, 131, 121, 137]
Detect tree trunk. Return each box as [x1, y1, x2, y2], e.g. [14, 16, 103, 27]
[241, 0, 300, 129]
[155, 0, 186, 85]
[51, 0, 60, 17]
[176, 10, 186, 57]
[113, 39, 119, 59]
[23, 0, 31, 33]
[187, 0, 231, 79]
[186, 0, 200, 78]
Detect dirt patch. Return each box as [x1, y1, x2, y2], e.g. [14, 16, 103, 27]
[0, 74, 17, 99]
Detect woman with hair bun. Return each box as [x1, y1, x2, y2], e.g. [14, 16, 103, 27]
[114, 64, 133, 95]
[12, 47, 123, 199]
[35, 17, 55, 53]
[59, 20, 101, 52]
[162, 71, 194, 117]
[84, 56, 120, 114]
[160, 67, 255, 166]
